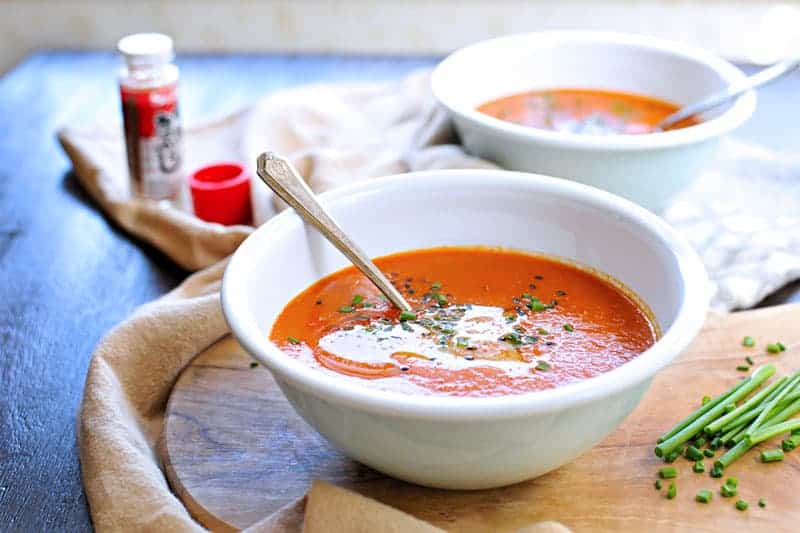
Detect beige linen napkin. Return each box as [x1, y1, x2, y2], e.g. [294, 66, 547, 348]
[62, 69, 799, 531]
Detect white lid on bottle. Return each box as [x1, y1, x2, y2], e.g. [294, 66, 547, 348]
[118, 33, 174, 67]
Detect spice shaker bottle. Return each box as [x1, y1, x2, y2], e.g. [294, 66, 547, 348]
[118, 33, 183, 200]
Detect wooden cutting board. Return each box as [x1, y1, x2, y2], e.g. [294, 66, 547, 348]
[161, 304, 800, 532]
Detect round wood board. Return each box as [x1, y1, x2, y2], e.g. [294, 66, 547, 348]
[162, 305, 800, 532]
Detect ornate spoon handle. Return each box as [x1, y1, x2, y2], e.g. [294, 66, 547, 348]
[256, 152, 412, 312]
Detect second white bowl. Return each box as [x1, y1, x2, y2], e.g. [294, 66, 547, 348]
[431, 31, 756, 212]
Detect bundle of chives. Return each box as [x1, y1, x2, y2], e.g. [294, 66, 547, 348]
[655, 361, 800, 479]
[714, 375, 800, 471]
[654, 365, 775, 459]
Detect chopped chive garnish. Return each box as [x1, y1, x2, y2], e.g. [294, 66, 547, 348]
[338, 306, 354, 313]
[535, 360, 551, 371]
[431, 281, 442, 290]
[759, 498, 766, 508]
[658, 466, 677, 479]
[249, 361, 258, 368]
[351, 294, 364, 306]
[563, 323, 574, 332]
[667, 482, 677, 500]
[710, 465, 723, 478]
[782, 435, 800, 451]
[654, 479, 662, 490]
[693, 460, 705, 473]
[685, 445, 704, 461]
[664, 449, 681, 463]
[537, 327, 549, 335]
[736, 500, 748, 511]
[721, 483, 737, 498]
[704, 448, 715, 458]
[745, 356, 754, 365]
[521, 292, 533, 299]
[434, 293, 448, 307]
[399, 311, 417, 322]
[529, 301, 548, 312]
[767, 343, 781, 354]
[726, 477, 738, 488]
[701, 395, 711, 405]
[500, 332, 523, 346]
[742, 336, 756, 348]
[696, 489, 712, 503]
[287, 336, 300, 345]
[760, 449, 784, 463]
[693, 436, 706, 448]
[736, 365, 750, 372]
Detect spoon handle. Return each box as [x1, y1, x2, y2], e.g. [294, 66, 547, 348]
[657, 57, 800, 130]
[256, 152, 412, 312]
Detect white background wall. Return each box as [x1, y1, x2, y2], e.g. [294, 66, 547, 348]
[2, 1, 800, 73]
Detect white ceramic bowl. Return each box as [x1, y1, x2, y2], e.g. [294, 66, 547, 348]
[431, 31, 756, 212]
[222, 170, 709, 489]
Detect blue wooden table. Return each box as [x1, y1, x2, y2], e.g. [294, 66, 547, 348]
[0, 52, 797, 531]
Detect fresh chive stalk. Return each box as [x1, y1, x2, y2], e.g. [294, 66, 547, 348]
[656, 376, 752, 444]
[746, 374, 800, 437]
[715, 440, 752, 471]
[720, 385, 800, 435]
[655, 365, 776, 458]
[706, 377, 787, 435]
[748, 418, 800, 445]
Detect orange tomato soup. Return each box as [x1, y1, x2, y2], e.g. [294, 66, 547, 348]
[477, 88, 700, 134]
[270, 247, 658, 397]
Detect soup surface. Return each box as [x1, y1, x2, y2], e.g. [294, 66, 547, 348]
[270, 247, 658, 397]
[477, 88, 700, 135]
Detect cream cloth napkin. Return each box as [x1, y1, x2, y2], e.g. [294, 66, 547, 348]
[60, 70, 799, 531]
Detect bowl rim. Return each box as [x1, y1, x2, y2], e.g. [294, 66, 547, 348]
[431, 30, 757, 151]
[222, 170, 710, 421]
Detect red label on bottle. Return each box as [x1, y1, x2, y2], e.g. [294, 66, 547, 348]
[120, 82, 183, 199]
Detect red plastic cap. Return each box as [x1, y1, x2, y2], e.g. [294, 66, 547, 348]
[189, 162, 252, 226]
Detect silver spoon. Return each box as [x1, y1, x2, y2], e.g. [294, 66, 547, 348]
[256, 152, 412, 313]
[656, 57, 800, 131]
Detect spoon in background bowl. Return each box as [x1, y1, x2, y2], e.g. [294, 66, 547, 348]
[256, 152, 413, 313]
[656, 57, 800, 131]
